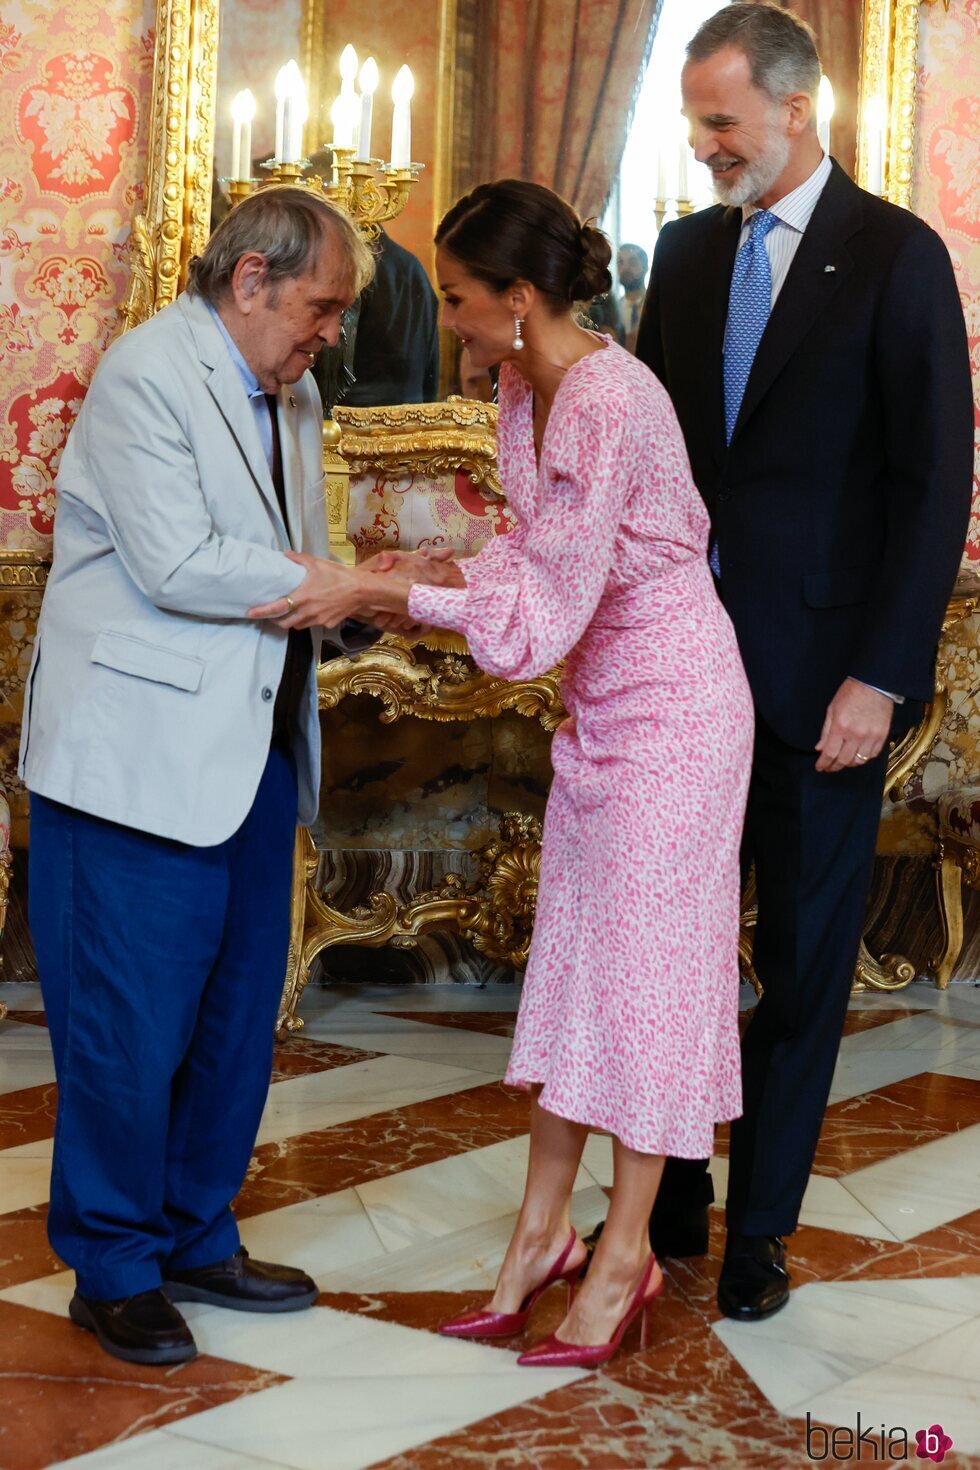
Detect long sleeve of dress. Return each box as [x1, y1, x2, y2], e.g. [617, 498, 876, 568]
[408, 393, 628, 682]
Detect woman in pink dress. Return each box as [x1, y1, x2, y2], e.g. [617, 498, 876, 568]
[250, 180, 754, 1367]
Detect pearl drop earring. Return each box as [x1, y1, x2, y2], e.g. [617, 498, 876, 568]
[512, 315, 525, 351]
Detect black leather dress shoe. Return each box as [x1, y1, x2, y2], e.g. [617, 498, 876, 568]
[717, 1234, 790, 1321]
[69, 1288, 197, 1365]
[164, 1247, 317, 1313]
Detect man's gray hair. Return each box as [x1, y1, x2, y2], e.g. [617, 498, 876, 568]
[688, 2, 821, 106]
[187, 185, 375, 303]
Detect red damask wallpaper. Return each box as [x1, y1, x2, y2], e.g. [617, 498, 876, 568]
[0, 0, 155, 557]
[914, 0, 980, 567]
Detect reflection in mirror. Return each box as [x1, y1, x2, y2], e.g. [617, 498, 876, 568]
[211, 0, 866, 403]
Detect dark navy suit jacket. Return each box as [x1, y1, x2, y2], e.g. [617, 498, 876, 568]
[636, 161, 973, 750]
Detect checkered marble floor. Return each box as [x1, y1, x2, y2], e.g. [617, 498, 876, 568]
[2, 979, 980, 1469]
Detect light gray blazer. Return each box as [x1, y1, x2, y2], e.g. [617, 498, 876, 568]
[20, 291, 360, 846]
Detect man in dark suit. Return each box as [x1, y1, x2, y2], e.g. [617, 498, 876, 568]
[344, 227, 440, 406]
[636, 2, 973, 1321]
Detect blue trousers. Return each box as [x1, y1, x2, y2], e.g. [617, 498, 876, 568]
[29, 747, 297, 1300]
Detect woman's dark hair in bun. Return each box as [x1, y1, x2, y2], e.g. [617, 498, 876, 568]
[435, 179, 613, 308]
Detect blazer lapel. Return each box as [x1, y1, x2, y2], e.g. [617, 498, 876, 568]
[730, 163, 863, 445]
[695, 206, 742, 470]
[275, 388, 308, 551]
[177, 294, 285, 534]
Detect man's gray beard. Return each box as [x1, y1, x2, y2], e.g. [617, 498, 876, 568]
[710, 129, 791, 207]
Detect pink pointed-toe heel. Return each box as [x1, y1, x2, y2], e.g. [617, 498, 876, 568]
[439, 1227, 587, 1339]
[517, 1251, 663, 1368]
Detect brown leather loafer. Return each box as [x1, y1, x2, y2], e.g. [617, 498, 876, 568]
[69, 1288, 197, 1365]
[164, 1246, 317, 1313]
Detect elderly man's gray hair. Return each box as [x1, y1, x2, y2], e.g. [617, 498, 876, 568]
[187, 185, 375, 303]
[688, 2, 821, 106]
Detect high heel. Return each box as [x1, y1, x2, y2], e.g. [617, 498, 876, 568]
[439, 1228, 587, 1339]
[517, 1252, 663, 1368]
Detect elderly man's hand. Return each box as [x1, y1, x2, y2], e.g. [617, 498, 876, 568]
[815, 678, 893, 773]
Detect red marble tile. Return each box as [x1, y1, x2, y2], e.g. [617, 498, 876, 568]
[812, 1072, 980, 1175]
[4, 1011, 48, 1028]
[379, 1010, 517, 1038]
[270, 1037, 383, 1082]
[236, 1079, 532, 1216]
[840, 1005, 930, 1038]
[0, 1204, 63, 1291]
[0, 1081, 58, 1152]
[0, 1297, 286, 1470]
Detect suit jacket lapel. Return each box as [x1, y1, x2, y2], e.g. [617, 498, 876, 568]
[730, 163, 863, 445]
[697, 206, 742, 471]
[177, 293, 285, 534]
[275, 389, 308, 551]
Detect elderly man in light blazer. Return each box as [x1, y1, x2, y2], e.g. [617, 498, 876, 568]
[21, 188, 379, 1366]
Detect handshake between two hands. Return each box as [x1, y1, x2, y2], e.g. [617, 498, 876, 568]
[247, 545, 467, 636]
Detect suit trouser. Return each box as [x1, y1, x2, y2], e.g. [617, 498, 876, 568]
[28, 746, 298, 1301]
[655, 712, 888, 1239]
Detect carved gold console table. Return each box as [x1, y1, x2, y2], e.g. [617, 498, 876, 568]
[277, 637, 563, 1032]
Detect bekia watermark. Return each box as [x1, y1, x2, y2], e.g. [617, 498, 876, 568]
[805, 1413, 954, 1462]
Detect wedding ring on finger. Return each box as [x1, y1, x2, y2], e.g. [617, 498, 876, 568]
[285, 595, 295, 612]
[855, 752, 869, 763]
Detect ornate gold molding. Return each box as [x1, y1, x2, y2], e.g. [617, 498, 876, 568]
[857, 0, 940, 211]
[0, 551, 49, 589]
[336, 398, 502, 497]
[316, 638, 565, 731]
[120, 0, 218, 330]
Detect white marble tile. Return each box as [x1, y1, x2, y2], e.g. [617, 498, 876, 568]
[890, 1312, 980, 1381]
[0, 1134, 54, 1161]
[713, 1277, 967, 1415]
[300, 982, 521, 1018]
[0, 1152, 54, 1214]
[318, 1184, 609, 1295]
[0, 1051, 57, 1096]
[238, 1188, 387, 1286]
[297, 1016, 512, 1074]
[0, 983, 45, 1011]
[841, 1122, 980, 1240]
[705, 1156, 898, 1240]
[580, 1132, 613, 1187]
[0, 1019, 54, 1051]
[0, 1267, 74, 1316]
[49, 1430, 276, 1470]
[254, 1055, 491, 1147]
[168, 1344, 583, 1470]
[802, 1363, 980, 1458]
[353, 1134, 593, 1252]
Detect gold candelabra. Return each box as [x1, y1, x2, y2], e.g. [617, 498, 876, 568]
[654, 195, 695, 231]
[224, 150, 423, 240]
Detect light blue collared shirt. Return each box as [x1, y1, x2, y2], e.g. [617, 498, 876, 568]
[207, 304, 275, 474]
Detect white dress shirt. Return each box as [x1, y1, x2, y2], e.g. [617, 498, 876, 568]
[740, 150, 833, 306]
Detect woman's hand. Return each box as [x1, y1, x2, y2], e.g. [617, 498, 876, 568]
[247, 553, 368, 629]
[367, 546, 466, 589]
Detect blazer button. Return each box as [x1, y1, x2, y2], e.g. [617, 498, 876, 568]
[261, 687, 274, 702]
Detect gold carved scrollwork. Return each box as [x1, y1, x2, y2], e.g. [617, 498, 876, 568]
[335, 399, 503, 499]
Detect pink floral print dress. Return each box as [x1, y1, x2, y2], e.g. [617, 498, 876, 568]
[408, 342, 754, 1155]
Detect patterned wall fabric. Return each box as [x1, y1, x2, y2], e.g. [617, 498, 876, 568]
[913, 0, 980, 569]
[0, 0, 155, 558]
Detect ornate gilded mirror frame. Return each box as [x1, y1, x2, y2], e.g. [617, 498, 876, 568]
[125, 0, 948, 328]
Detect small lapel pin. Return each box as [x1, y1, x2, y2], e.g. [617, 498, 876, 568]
[288, 395, 297, 408]
[824, 264, 837, 273]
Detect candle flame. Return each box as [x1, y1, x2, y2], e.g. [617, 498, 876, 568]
[392, 64, 414, 104]
[231, 89, 256, 125]
[275, 59, 304, 103]
[340, 44, 359, 82]
[817, 74, 835, 125]
[359, 57, 379, 96]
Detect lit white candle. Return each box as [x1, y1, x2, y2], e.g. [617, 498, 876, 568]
[356, 57, 379, 162]
[333, 45, 358, 150]
[865, 96, 885, 195]
[230, 89, 255, 181]
[817, 74, 834, 155]
[390, 64, 414, 168]
[274, 61, 305, 164]
[677, 135, 689, 203]
[656, 141, 668, 203]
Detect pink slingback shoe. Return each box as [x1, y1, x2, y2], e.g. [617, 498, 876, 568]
[517, 1251, 663, 1368]
[439, 1227, 587, 1339]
